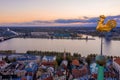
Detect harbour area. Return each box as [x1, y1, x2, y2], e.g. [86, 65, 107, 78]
[0, 27, 96, 43]
[1, 27, 120, 43]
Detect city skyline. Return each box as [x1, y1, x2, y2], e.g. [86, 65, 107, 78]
[0, 0, 120, 26]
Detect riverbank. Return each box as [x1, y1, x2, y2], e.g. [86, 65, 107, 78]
[19, 35, 95, 40]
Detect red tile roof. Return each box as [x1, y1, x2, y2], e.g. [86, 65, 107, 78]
[43, 76, 53, 80]
[72, 59, 80, 66]
[41, 62, 54, 67]
[0, 61, 5, 66]
[114, 58, 120, 65]
[72, 68, 88, 78]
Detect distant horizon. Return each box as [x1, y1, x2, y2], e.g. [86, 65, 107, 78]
[0, 26, 120, 28]
[0, 15, 120, 27]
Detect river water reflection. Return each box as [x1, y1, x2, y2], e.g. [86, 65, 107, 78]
[0, 37, 120, 56]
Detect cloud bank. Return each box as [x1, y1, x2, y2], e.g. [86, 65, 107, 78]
[1, 15, 120, 27]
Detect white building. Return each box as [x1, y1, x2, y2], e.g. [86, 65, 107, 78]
[42, 56, 56, 62]
[112, 58, 120, 79]
[31, 32, 49, 37]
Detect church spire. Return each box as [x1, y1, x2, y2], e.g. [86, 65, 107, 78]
[64, 49, 66, 59]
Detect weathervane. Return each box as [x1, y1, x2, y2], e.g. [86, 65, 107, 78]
[96, 15, 117, 80]
[96, 15, 117, 32]
[96, 15, 117, 55]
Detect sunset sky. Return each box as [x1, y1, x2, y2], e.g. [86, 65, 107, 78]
[0, 0, 120, 26]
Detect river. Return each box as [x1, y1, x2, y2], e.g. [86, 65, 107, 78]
[0, 37, 120, 56]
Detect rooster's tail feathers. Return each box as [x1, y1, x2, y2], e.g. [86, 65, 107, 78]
[106, 20, 117, 29]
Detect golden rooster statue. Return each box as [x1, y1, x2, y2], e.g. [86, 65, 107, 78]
[96, 15, 117, 32]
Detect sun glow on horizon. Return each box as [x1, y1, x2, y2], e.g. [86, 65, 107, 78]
[0, 0, 120, 26]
